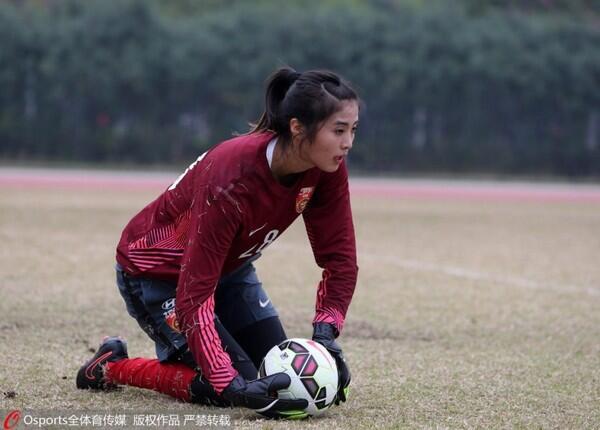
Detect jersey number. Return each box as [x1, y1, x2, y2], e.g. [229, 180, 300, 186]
[238, 229, 280, 259]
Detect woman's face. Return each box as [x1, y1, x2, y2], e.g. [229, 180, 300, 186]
[299, 100, 359, 173]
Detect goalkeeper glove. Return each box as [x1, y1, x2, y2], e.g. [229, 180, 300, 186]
[222, 373, 308, 419]
[312, 322, 351, 405]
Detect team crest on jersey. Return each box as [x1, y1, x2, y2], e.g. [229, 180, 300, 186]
[165, 310, 181, 333]
[295, 187, 315, 213]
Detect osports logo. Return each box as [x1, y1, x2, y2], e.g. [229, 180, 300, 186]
[3, 410, 21, 430]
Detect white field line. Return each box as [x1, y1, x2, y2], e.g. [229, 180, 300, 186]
[361, 254, 600, 297]
[270, 242, 600, 297]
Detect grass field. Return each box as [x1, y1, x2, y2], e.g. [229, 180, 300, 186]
[1, 170, 600, 429]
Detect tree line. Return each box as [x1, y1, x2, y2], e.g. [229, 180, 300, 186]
[1, 0, 599, 176]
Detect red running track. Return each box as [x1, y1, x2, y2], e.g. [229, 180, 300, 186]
[1, 167, 600, 203]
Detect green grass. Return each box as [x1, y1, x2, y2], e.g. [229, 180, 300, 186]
[1, 185, 599, 429]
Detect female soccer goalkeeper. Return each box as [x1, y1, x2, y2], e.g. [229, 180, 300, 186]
[76, 67, 359, 419]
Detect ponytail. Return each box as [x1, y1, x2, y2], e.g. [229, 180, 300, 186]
[249, 67, 300, 134]
[249, 66, 359, 148]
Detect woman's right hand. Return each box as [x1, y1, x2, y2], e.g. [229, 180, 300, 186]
[222, 373, 308, 419]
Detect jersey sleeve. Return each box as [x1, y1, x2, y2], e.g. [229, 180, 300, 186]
[174, 182, 243, 394]
[302, 162, 358, 336]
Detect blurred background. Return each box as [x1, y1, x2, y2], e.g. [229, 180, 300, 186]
[1, 0, 599, 177]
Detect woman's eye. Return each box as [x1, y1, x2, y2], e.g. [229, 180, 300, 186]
[335, 129, 344, 135]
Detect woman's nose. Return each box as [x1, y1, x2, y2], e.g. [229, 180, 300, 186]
[342, 135, 353, 151]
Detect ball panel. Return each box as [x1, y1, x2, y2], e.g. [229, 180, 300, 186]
[277, 340, 290, 351]
[301, 355, 318, 376]
[300, 377, 319, 398]
[291, 353, 308, 375]
[315, 400, 328, 410]
[316, 386, 327, 401]
[288, 341, 309, 354]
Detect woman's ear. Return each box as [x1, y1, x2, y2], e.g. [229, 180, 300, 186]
[289, 118, 304, 140]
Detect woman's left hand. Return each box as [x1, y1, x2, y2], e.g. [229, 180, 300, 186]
[312, 322, 351, 405]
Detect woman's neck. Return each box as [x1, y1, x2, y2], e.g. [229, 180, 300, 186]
[270, 138, 313, 185]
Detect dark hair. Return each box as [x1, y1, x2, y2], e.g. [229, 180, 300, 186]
[250, 67, 359, 147]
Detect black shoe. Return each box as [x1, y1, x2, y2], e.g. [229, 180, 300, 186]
[76, 336, 128, 390]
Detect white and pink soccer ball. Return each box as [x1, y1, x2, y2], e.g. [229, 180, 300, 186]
[259, 338, 338, 417]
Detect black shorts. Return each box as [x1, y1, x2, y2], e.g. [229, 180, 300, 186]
[115, 261, 280, 366]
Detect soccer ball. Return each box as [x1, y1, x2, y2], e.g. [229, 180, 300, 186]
[259, 338, 338, 417]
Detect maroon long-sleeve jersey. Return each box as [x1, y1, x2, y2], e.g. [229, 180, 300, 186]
[116, 131, 358, 393]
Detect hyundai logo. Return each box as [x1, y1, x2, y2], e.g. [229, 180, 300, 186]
[161, 298, 176, 310]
